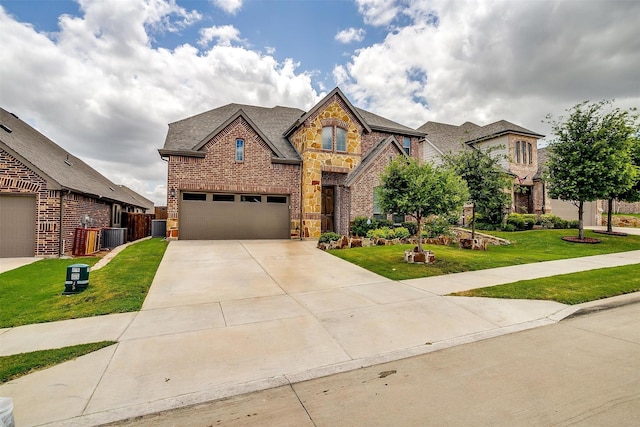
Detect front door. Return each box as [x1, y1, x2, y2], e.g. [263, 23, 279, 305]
[514, 186, 533, 213]
[321, 186, 335, 233]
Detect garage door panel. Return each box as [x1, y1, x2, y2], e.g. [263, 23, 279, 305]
[0, 194, 36, 257]
[180, 193, 290, 240]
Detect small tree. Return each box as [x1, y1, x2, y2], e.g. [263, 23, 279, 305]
[444, 146, 512, 239]
[545, 101, 637, 240]
[377, 158, 468, 253]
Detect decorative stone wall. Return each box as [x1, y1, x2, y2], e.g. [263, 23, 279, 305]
[166, 116, 301, 237]
[290, 98, 364, 238]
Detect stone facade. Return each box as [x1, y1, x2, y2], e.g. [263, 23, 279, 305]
[289, 97, 365, 238]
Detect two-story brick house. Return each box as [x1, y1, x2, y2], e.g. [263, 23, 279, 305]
[0, 107, 153, 257]
[418, 120, 547, 214]
[159, 87, 424, 240]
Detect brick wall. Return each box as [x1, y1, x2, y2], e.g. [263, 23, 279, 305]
[349, 142, 406, 224]
[2, 148, 113, 256]
[166, 116, 301, 236]
[61, 192, 111, 254]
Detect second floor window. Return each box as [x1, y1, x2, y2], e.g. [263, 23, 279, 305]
[322, 126, 347, 152]
[403, 137, 411, 155]
[236, 139, 244, 162]
[515, 141, 533, 165]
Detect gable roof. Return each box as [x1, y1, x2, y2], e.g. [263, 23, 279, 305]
[161, 103, 304, 161]
[283, 87, 372, 137]
[0, 107, 152, 208]
[345, 136, 407, 186]
[355, 108, 425, 137]
[417, 119, 544, 154]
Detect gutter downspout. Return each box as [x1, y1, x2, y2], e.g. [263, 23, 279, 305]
[58, 189, 65, 256]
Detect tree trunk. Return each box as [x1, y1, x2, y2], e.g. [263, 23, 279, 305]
[578, 201, 584, 240]
[471, 203, 476, 240]
[607, 199, 614, 233]
[416, 216, 423, 253]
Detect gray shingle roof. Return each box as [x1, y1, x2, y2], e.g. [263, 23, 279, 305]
[417, 119, 543, 154]
[162, 104, 305, 160]
[0, 107, 152, 208]
[355, 108, 425, 136]
[534, 146, 549, 180]
[162, 88, 424, 160]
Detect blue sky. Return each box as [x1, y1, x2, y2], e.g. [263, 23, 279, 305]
[1, 0, 638, 205]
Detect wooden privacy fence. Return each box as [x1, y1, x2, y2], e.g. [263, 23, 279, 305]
[122, 212, 154, 242]
[72, 228, 102, 256]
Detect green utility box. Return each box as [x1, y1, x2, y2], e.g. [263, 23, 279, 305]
[63, 263, 90, 295]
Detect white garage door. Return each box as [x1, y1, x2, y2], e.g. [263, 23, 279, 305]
[0, 194, 36, 257]
[180, 192, 290, 240]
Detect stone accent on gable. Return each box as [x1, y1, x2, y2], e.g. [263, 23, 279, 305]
[290, 99, 365, 238]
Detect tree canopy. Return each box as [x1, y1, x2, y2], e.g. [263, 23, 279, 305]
[545, 100, 638, 239]
[443, 146, 512, 239]
[377, 157, 468, 252]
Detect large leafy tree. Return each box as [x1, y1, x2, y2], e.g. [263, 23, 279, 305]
[604, 117, 640, 232]
[545, 101, 637, 239]
[444, 146, 512, 239]
[377, 158, 468, 253]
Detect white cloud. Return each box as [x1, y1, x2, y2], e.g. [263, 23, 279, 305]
[356, 0, 400, 26]
[199, 25, 243, 46]
[335, 27, 366, 44]
[339, 0, 640, 138]
[212, 0, 242, 15]
[0, 1, 319, 205]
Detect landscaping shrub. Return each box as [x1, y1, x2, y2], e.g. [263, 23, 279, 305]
[319, 232, 341, 243]
[393, 227, 411, 239]
[351, 216, 372, 237]
[402, 221, 418, 236]
[373, 218, 394, 229]
[366, 227, 395, 239]
[500, 223, 517, 232]
[507, 213, 535, 230]
[568, 220, 580, 229]
[422, 216, 452, 238]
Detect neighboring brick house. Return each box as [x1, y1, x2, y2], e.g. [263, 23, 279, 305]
[418, 120, 548, 215]
[159, 87, 424, 240]
[0, 107, 153, 257]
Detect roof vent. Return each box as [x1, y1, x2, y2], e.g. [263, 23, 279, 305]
[0, 124, 12, 133]
[64, 154, 73, 166]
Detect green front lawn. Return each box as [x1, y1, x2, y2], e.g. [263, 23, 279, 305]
[452, 263, 640, 304]
[328, 229, 640, 281]
[0, 238, 168, 328]
[0, 341, 116, 384]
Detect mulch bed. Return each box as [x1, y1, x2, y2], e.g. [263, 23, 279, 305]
[592, 230, 628, 237]
[562, 236, 602, 244]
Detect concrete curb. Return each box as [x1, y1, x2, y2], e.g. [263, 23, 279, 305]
[92, 237, 153, 271]
[561, 291, 640, 319]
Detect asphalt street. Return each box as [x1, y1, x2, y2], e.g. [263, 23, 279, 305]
[108, 300, 640, 427]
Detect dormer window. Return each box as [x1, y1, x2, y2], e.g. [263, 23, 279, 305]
[322, 126, 347, 152]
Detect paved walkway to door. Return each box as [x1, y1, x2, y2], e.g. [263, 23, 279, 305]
[1, 234, 639, 426]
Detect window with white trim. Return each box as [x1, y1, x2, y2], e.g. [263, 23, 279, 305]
[403, 137, 411, 155]
[235, 139, 244, 162]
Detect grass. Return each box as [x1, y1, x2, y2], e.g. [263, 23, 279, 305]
[452, 263, 640, 305]
[328, 229, 640, 281]
[0, 238, 168, 328]
[0, 341, 116, 384]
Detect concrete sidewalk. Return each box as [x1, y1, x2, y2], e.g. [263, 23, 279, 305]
[1, 240, 639, 426]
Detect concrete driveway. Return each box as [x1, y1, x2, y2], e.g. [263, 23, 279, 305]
[6, 239, 635, 426]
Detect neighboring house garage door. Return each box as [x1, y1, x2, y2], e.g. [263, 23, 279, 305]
[0, 194, 36, 257]
[180, 192, 290, 240]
